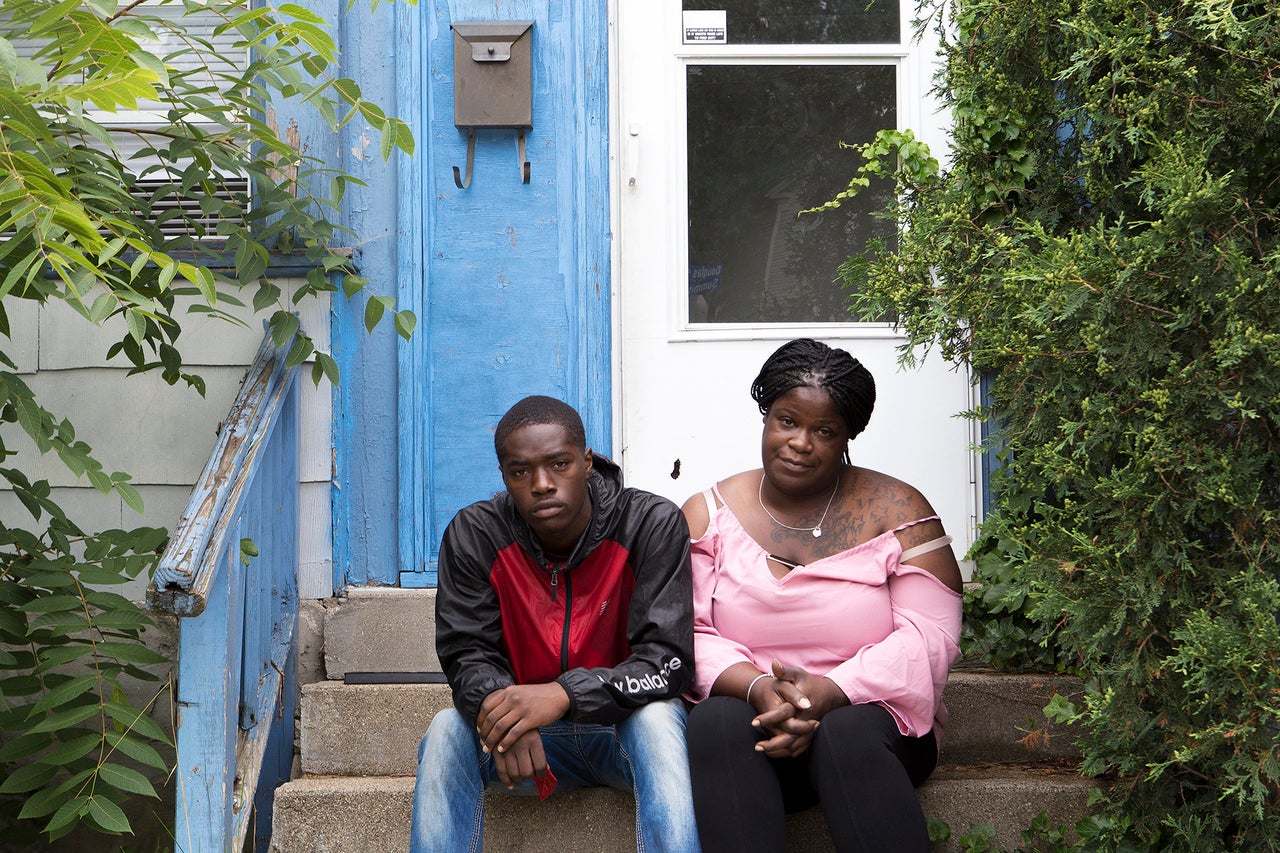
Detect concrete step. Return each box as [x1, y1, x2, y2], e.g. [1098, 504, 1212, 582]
[321, 587, 440, 679]
[299, 670, 1081, 777]
[270, 767, 1094, 853]
[297, 588, 1092, 851]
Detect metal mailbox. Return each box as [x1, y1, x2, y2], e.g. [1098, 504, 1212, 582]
[452, 21, 534, 129]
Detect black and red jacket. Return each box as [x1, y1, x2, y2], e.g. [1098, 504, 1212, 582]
[435, 454, 694, 727]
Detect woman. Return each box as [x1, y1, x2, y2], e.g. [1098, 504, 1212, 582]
[682, 338, 963, 853]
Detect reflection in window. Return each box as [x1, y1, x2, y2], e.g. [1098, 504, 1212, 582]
[686, 64, 896, 324]
[681, 0, 899, 45]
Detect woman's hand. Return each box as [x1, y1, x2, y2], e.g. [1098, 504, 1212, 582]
[769, 659, 850, 721]
[748, 660, 818, 758]
[750, 659, 850, 758]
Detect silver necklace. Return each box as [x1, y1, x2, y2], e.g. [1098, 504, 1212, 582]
[758, 473, 841, 539]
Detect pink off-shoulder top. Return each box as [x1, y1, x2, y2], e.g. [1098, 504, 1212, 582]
[688, 486, 963, 739]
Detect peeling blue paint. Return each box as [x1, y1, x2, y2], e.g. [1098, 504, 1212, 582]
[392, 0, 611, 586]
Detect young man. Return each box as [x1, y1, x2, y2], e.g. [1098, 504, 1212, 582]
[409, 396, 699, 852]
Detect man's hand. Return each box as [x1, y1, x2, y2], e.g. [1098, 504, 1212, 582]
[491, 729, 549, 789]
[476, 682, 571, 755]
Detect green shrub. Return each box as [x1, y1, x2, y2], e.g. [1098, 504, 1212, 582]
[841, 0, 1280, 848]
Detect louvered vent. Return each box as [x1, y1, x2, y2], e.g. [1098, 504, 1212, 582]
[133, 176, 251, 241]
[0, 176, 251, 244]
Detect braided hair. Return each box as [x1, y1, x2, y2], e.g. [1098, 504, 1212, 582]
[750, 339, 876, 453]
[494, 395, 587, 462]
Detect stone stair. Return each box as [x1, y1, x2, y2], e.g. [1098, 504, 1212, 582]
[271, 588, 1093, 852]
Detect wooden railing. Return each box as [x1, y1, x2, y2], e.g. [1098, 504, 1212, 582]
[147, 331, 301, 852]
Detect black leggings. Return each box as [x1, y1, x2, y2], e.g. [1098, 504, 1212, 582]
[687, 697, 937, 853]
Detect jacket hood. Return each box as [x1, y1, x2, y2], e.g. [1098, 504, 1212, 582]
[502, 451, 624, 568]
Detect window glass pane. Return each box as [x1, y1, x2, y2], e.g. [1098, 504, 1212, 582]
[686, 64, 896, 324]
[682, 0, 899, 45]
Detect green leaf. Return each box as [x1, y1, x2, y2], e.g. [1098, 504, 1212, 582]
[394, 309, 417, 341]
[16, 589, 85, 607]
[357, 100, 386, 125]
[14, 565, 77, 591]
[28, 610, 90, 632]
[285, 336, 314, 368]
[124, 309, 146, 345]
[341, 274, 365, 298]
[0, 731, 54, 763]
[103, 701, 168, 743]
[0, 674, 43, 698]
[37, 643, 95, 668]
[87, 468, 113, 493]
[36, 732, 102, 767]
[289, 21, 338, 62]
[30, 671, 98, 712]
[218, 5, 274, 35]
[312, 352, 340, 386]
[86, 610, 152, 632]
[18, 783, 72, 821]
[253, 280, 282, 313]
[270, 311, 301, 349]
[1043, 693, 1078, 724]
[0, 761, 57, 794]
[87, 291, 116, 324]
[0, 34, 17, 83]
[85, 588, 145, 611]
[14, 395, 53, 452]
[29, 702, 101, 734]
[380, 118, 397, 161]
[157, 260, 178, 291]
[104, 730, 167, 771]
[0, 606, 27, 637]
[97, 762, 158, 799]
[17, 594, 84, 614]
[279, 3, 328, 25]
[195, 267, 217, 305]
[129, 50, 169, 88]
[87, 794, 132, 834]
[45, 795, 91, 835]
[115, 480, 144, 515]
[74, 565, 132, 585]
[363, 294, 386, 331]
[94, 641, 167, 665]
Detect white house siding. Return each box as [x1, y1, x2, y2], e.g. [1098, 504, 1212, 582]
[0, 278, 333, 602]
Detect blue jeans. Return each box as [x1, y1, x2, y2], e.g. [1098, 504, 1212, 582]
[409, 700, 700, 853]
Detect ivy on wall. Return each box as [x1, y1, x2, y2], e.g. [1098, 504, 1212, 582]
[838, 0, 1280, 848]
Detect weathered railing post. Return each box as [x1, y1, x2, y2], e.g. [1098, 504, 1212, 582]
[147, 332, 301, 852]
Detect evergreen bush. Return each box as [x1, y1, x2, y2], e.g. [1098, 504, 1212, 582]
[841, 0, 1280, 848]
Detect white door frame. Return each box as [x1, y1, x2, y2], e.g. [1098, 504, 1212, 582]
[606, 1, 979, 564]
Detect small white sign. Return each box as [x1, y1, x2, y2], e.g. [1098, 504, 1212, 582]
[682, 10, 727, 45]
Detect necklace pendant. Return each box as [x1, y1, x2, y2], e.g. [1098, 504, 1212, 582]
[812, 527, 822, 538]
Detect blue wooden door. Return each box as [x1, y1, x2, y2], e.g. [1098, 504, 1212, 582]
[396, 0, 611, 586]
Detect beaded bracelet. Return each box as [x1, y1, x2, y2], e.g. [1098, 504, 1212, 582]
[746, 672, 769, 703]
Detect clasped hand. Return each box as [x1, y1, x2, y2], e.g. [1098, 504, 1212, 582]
[749, 659, 849, 759]
[476, 682, 570, 788]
